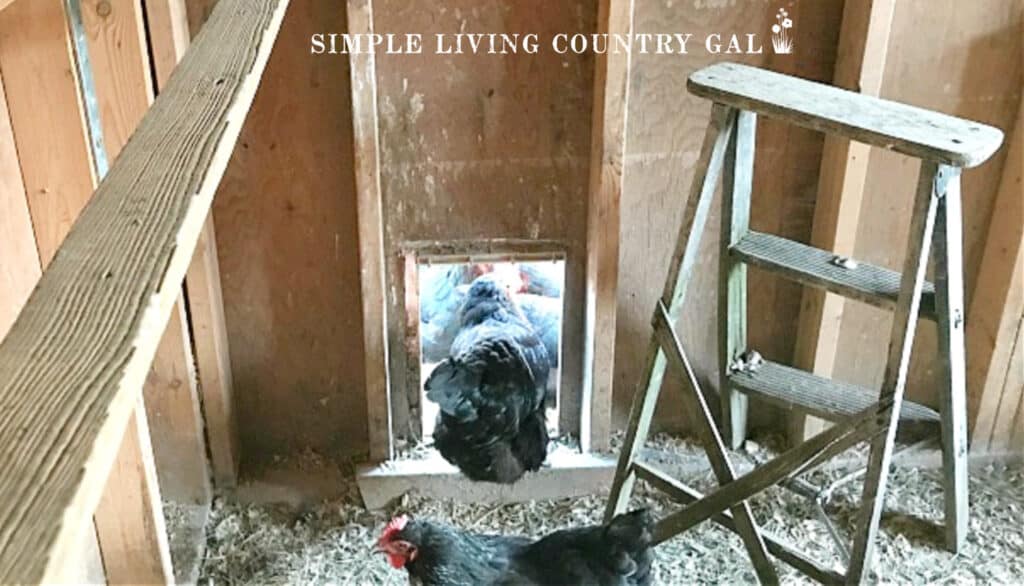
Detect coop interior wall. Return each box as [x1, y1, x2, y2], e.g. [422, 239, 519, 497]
[2, 0, 1018, 489]
[201, 0, 1022, 469]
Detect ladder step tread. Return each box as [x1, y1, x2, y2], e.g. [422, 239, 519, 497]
[729, 359, 941, 424]
[731, 231, 936, 319]
[688, 62, 1003, 168]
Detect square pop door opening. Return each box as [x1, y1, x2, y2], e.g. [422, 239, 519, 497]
[417, 259, 565, 439]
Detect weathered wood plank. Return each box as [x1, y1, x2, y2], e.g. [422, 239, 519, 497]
[0, 0, 288, 581]
[933, 175, 969, 552]
[790, 0, 896, 445]
[82, 0, 212, 505]
[580, 0, 634, 452]
[720, 110, 755, 449]
[967, 95, 1023, 453]
[846, 162, 942, 584]
[653, 301, 778, 584]
[146, 0, 238, 487]
[0, 0, 97, 266]
[689, 62, 1003, 168]
[347, 0, 392, 462]
[184, 214, 238, 486]
[0, 71, 40, 340]
[604, 105, 735, 520]
[632, 461, 845, 584]
[94, 404, 175, 585]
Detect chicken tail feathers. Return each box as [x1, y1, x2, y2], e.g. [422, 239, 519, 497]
[425, 358, 481, 420]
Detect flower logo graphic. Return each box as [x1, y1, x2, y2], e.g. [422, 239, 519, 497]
[771, 8, 794, 54]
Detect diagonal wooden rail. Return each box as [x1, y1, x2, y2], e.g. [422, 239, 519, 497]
[0, 0, 289, 581]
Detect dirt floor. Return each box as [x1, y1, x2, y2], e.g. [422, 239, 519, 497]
[197, 435, 1023, 585]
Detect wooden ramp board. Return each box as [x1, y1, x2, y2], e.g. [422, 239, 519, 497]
[688, 62, 1003, 168]
[0, 0, 289, 582]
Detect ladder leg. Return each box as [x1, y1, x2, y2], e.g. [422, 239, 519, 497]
[932, 168, 969, 552]
[605, 104, 737, 521]
[720, 111, 756, 449]
[846, 162, 943, 584]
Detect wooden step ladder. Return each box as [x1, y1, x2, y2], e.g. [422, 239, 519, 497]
[604, 62, 1004, 585]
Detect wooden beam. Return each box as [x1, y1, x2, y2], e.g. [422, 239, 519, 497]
[0, 0, 97, 267]
[146, 0, 239, 487]
[967, 94, 1023, 453]
[93, 403, 174, 584]
[790, 0, 896, 444]
[347, 0, 392, 462]
[0, 0, 288, 581]
[184, 0, 218, 37]
[0, 70, 39, 340]
[580, 0, 634, 452]
[80, 0, 213, 504]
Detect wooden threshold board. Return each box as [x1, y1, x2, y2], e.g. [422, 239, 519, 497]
[0, 0, 289, 582]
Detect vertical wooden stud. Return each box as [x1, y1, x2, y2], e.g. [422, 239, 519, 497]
[580, 0, 634, 452]
[93, 402, 175, 585]
[347, 0, 393, 462]
[790, 0, 896, 444]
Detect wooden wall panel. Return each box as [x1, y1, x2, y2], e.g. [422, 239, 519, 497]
[0, 72, 39, 340]
[832, 1, 1022, 414]
[213, 0, 368, 464]
[614, 0, 843, 433]
[0, 0, 97, 267]
[82, 0, 211, 503]
[373, 0, 595, 440]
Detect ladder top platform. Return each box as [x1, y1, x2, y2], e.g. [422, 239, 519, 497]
[688, 62, 1004, 168]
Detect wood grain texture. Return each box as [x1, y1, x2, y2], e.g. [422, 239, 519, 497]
[652, 302, 777, 583]
[347, 0, 392, 462]
[212, 0, 367, 465]
[147, 0, 239, 487]
[689, 62, 1003, 168]
[0, 0, 97, 267]
[967, 92, 1023, 453]
[848, 163, 941, 583]
[790, 0, 896, 443]
[605, 105, 735, 522]
[581, 0, 634, 452]
[144, 0, 190, 88]
[833, 0, 1022, 435]
[0, 71, 40, 340]
[615, 1, 844, 437]
[83, 0, 212, 504]
[373, 0, 594, 442]
[94, 404, 174, 585]
[184, 0, 218, 37]
[80, 0, 154, 160]
[184, 214, 238, 485]
[0, 0, 288, 581]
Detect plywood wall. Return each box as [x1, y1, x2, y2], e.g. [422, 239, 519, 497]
[372, 0, 595, 439]
[614, 0, 844, 433]
[211, 1, 368, 466]
[831, 1, 1022, 415]
[197, 0, 1020, 464]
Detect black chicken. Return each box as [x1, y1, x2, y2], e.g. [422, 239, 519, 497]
[425, 274, 550, 483]
[376, 509, 655, 586]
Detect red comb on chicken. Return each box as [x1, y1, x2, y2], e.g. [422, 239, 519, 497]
[375, 510, 654, 585]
